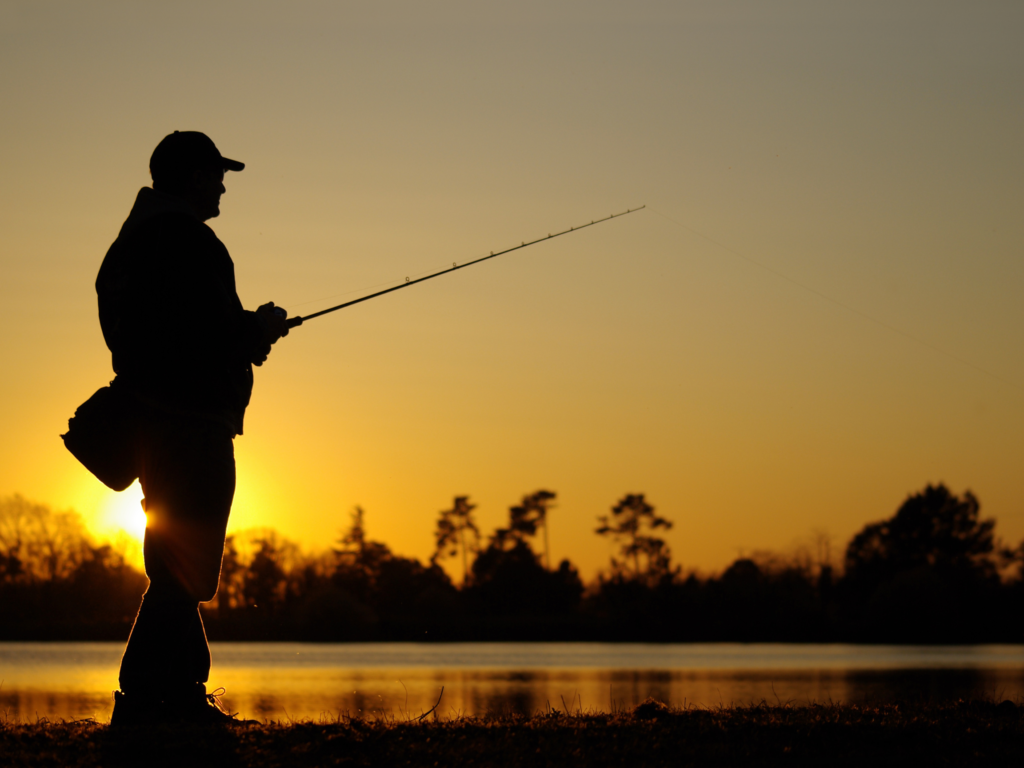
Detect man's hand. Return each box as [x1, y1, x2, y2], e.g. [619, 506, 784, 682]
[253, 302, 290, 366]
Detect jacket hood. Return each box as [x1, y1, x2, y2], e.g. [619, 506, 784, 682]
[117, 187, 198, 240]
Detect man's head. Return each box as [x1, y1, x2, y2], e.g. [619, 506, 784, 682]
[150, 131, 244, 221]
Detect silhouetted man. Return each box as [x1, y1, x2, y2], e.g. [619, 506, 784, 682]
[97, 131, 288, 725]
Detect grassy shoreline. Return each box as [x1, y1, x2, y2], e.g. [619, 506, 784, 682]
[2, 700, 1021, 767]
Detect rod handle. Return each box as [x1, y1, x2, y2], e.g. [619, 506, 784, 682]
[271, 306, 303, 329]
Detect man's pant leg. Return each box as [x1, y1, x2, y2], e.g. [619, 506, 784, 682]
[118, 414, 235, 697]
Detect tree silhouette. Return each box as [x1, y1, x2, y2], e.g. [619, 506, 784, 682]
[65, 543, 149, 627]
[464, 491, 581, 626]
[431, 496, 480, 584]
[337, 506, 367, 556]
[844, 484, 998, 582]
[596, 494, 676, 585]
[507, 490, 556, 569]
[210, 529, 305, 620]
[217, 535, 244, 611]
[3, 485, 1022, 643]
[469, 538, 583, 619]
[1012, 539, 1024, 582]
[332, 507, 393, 602]
[0, 495, 91, 582]
[0, 495, 148, 637]
[243, 538, 287, 612]
[321, 506, 457, 640]
[839, 483, 1005, 642]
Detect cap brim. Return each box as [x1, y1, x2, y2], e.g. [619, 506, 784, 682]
[222, 157, 245, 172]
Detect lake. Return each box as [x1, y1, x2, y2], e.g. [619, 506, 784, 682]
[2, 642, 1022, 722]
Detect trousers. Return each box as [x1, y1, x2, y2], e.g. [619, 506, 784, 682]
[118, 411, 235, 696]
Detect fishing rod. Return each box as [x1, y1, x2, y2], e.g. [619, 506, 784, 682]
[282, 206, 645, 328]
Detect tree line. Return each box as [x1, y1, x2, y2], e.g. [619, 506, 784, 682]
[1, 484, 1021, 643]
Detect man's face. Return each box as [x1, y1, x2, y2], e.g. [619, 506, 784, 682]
[190, 168, 226, 221]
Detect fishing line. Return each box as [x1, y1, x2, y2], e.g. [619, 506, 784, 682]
[648, 207, 1020, 393]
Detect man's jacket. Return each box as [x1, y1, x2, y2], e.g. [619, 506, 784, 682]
[96, 187, 265, 435]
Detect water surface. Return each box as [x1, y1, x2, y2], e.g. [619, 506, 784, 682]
[2, 642, 1021, 722]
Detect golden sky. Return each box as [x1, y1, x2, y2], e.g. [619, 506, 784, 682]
[1, 1, 1022, 578]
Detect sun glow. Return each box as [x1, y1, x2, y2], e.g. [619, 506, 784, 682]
[97, 481, 148, 544]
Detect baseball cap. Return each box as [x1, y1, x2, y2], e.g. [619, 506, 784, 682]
[150, 131, 245, 180]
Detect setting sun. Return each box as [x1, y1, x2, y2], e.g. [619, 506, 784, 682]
[96, 481, 147, 544]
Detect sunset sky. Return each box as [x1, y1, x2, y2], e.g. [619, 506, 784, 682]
[1, 1, 1022, 579]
